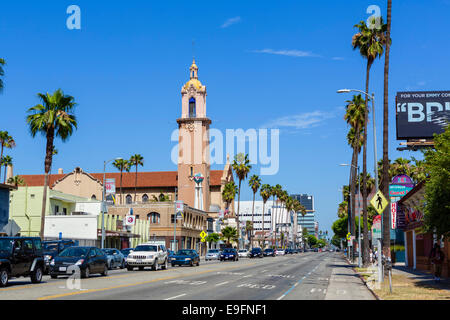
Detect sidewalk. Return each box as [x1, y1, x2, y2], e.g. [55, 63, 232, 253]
[392, 262, 450, 289]
[325, 256, 376, 300]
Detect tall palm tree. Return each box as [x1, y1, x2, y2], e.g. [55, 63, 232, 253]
[285, 196, 294, 248]
[7, 175, 24, 187]
[248, 174, 261, 249]
[391, 158, 412, 177]
[292, 199, 303, 247]
[358, 171, 375, 266]
[382, 0, 393, 260]
[1, 155, 12, 183]
[129, 154, 144, 202]
[0, 58, 5, 92]
[344, 94, 366, 247]
[279, 190, 289, 246]
[0, 131, 16, 181]
[260, 184, 272, 248]
[231, 153, 252, 251]
[222, 181, 238, 216]
[221, 226, 238, 247]
[112, 159, 130, 205]
[26, 89, 77, 239]
[271, 184, 282, 247]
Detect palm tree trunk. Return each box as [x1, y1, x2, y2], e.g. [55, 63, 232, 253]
[3, 165, 6, 184]
[382, 0, 392, 260]
[134, 165, 138, 202]
[236, 179, 241, 251]
[362, 60, 372, 266]
[251, 192, 255, 249]
[262, 201, 265, 248]
[120, 169, 123, 205]
[40, 130, 54, 239]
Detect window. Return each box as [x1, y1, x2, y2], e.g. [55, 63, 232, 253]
[189, 97, 196, 117]
[136, 215, 140, 219]
[171, 214, 176, 224]
[63, 208, 67, 215]
[148, 212, 160, 224]
[91, 195, 97, 200]
[190, 167, 193, 177]
[33, 239, 42, 250]
[142, 194, 149, 203]
[126, 195, 132, 204]
[55, 205, 59, 214]
[24, 239, 33, 253]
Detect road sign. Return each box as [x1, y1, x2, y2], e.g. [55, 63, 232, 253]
[200, 230, 207, 242]
[1, 220, 21, 236]
[372, 215, 382, 239]
[346, 232, 351, 241]
[125, 215, 136, 226]
[370, 190, 389, 214]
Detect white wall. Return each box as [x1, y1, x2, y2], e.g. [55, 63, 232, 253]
[74, 201, 102, 215]
[44, 215, 98, 240]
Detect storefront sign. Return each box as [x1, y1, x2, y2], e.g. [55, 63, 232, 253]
[125, 215, 135, 226]
[391, 202, 397, 229]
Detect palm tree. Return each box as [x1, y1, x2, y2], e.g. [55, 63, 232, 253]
[112, 159, 130, 205]
[382, 0, 393, 260]
[27, 89, 77, 239]
[129, 154, 144, 202]
[231, 153, 252, 251]
[7, 175, 24, 187]
[271, 184, 282, 247]
[279, 190, 289, 246]
[358, 172, 375, 266]
[0, 131, 16, 181]
[285, 196, 294, 248]
[248, 174, 261, 249]
[222, 181, 238, 216]
[260, 184, 272, 248]
[292, 199, 303, 247]
[391, 158, 412, 177]
[0, 58, 5, 92]
[1, 155, 12, 183]
[221, 226, 238, 247]
[344, 94, 366, 246]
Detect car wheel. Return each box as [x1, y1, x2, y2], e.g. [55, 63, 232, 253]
[152, 259, 158, 271]
[30, 266, 43, 283]
[0, 268, 9, 287]
[162, 259, 168, 270]
[101, 264, 108, 276]
[190, 260, 193, 267]
[50, 274, 58, 279]
[138, 266, 145, 271]
[171, 263, 176, 267]
[196, 260, 200, 266]
[81, 266, 90, 279]
[120, 260, 125, 269]
[127, 266, 134, 271]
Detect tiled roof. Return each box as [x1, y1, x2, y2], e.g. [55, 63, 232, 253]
[19, 170, 224, 188]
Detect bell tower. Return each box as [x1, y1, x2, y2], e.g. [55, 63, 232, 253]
[177, 59, 211, 211]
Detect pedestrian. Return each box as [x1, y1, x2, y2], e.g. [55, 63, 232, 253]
[429, 243, 445, 283]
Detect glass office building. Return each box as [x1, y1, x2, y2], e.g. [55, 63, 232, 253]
[291, 194, 316, 235]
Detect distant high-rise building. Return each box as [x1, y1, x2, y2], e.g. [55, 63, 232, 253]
[291, 194, 316, 235]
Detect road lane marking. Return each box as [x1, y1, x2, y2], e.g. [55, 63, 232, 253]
[215, 281, 229, 286]
[37, 262, 259, 300]
[165, 293, 186, 300]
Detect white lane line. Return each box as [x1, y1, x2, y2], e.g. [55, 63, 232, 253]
[165, 293, 186, 300]
[276, 294, 286, 300]
[323, 289, 327, 294]
[311, 288, 316, 293]
[215, 281, 229, 286]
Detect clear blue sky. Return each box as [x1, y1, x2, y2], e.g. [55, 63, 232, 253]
[1, 0, 449, 237]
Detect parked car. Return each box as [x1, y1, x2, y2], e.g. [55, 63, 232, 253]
[275, 249, 285, 255]
[219, 248, 238, 261]
[120, 248, 134, 266]
[49, 246, 108, 279]
[102, 248, 125, 269]
[285, 248, 294, 255]
[205, 249, 221, 261]
[170, 249, 200, 267]
[0, 237, 45, 287]
[238, 249, 249, 258]
[292, 249, 299, 254]
[126, 243, 168, 271]
[263, 248, 275, 257]
[314, 248, 319, 252]
[248, 247, 263, 258]
[42, 240, 78, 273]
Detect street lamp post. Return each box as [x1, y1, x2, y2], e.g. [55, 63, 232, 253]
[102, 157, 122, 249]
[340, 163, 361, 268]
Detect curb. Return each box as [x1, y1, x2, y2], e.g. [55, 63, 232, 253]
[343, 255, 381, 300]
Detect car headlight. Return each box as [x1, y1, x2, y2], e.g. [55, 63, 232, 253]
[50, 259, 55, 266]
[44, 255, 52, 261]
[75, 259, 84, 266]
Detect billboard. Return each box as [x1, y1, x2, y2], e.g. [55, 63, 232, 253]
[396, 91, 450, 139]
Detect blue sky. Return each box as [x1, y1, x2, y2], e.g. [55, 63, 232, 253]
[1, 0, 449, 237]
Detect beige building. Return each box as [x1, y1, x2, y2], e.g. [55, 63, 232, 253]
[19, 60, 234, 251]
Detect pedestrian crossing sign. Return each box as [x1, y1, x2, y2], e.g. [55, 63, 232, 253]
[200, 230, 207, 242]
[370, 190, 389, 214]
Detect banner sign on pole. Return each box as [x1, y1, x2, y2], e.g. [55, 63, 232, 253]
[391, 202, 397, 229]
[105, 179, 116, 195]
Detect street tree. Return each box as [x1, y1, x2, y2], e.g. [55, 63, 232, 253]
[248, 174, 261, 249]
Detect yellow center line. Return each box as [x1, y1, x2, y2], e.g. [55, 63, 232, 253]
[38, 262, 258, 300]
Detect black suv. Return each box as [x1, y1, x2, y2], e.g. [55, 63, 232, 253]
[263, 248, 275, 257]
[219, 248, 239, 261]
[249, 247, 263, 258]
[0, 237, 45, 287]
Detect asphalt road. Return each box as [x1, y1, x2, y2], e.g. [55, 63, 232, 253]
[0, 251, 342, 300]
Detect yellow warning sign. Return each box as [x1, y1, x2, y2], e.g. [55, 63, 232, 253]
[346, 232, 351, 241]
[200, 230, 207, 242]
[370, 190, 389, 214]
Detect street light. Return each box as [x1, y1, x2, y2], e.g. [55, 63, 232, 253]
[102, 157, 122, 249]
[340, 163, 362, 268]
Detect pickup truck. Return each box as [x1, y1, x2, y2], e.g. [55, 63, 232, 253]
[126, 243, 168, 271]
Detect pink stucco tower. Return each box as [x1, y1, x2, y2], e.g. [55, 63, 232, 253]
[177, 59, 211, 211]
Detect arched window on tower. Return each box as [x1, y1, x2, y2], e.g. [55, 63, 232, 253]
[126, 194, 132, 204]
[189, 97, 196, 118]
[142, 194, 149, 203]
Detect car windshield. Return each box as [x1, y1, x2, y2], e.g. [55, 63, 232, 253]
[134, 245, 157, 252]
[264, 249, 273, 251]
[223, 248, 234, 253]
[239, 250, 247, 252]
[59, 247, 89, 257]
[121, 248, 133, 254]
[42, 242, 59, 251]
[103, 249, 115, 255]
[208, 250, 219, 253]
[176, 250, 193, 255]
[0, 239, 12, 252]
